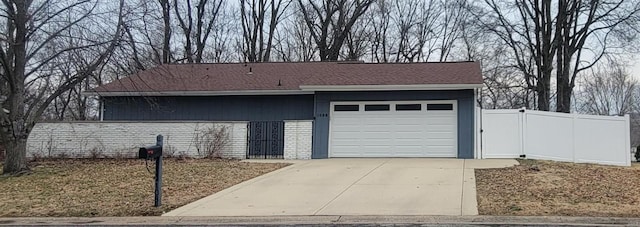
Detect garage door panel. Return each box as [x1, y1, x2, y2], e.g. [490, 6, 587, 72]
[427, 139, 454, 148]
[393, 143, 426, 148]
[426, 132, 455, 139]
[426, 125, 455, 131]
[426, 120, 456, 126]
[394, 148, 424, 153]
[394, 134, 424, 140]
[330, 101, 457, 158]
[360, 139, 393, 145]
[331, 140, 361, 146]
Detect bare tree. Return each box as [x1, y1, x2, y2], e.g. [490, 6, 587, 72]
[173, 0, 225, 63]
[478, 0, 640, 112]
[272, 10, 318, 61]
[297, 0, 375, 61]
[436, 0, 468, 61]
[368, 0, 391, 62]
[578, 63, 637, 116]
[554, 0, 640, 113]
[240, 0, 291, 62]
[159, 0, 172, 64]
[0, 0, 124, 174]
[342, 13, 371, 61]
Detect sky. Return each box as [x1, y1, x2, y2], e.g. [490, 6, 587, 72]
[633, 60, 640, 80]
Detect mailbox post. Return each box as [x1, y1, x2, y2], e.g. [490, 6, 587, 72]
[138, 135, 163, 207]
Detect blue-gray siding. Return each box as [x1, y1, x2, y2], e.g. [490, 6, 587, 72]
[102, 95, 314, 121]
[312, 90, 475, 159]
[102, 90, 476, 159]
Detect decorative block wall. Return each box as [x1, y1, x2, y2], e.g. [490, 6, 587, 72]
[26, 122, 248, 159]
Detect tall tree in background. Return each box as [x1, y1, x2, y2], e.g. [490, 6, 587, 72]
[272, 11, 318, 61]
[0, 0, 124, 174]
[578, 63, 637, 116]
[554, 0, 640, 113]
[479, 0, 640, 112]
[159, 0, 172, 64]
[297, 0, 375, 61]
[479, 0, 555, 111]
[240, 0, 291, 62]
[173, 0, 225, 63]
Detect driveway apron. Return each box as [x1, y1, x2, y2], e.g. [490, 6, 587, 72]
[163, 158, 516, 216]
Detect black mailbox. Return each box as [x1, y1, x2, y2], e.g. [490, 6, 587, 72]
[139, 145, 163, 159]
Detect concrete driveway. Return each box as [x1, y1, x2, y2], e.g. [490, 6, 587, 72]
[163, 158, 517, 216]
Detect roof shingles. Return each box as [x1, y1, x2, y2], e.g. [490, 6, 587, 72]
[94, 61, 483, 93]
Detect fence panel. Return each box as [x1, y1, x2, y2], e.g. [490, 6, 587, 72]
[573, 115, 630, 166]
[481, 110, 522, 158]
[481, 109, 631, 166]
[524, 111, 574, 162]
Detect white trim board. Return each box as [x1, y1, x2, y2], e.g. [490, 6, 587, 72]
[300, 84, 483, 91]
[83, 90, 314, 97]
[85, 84, 483, 96]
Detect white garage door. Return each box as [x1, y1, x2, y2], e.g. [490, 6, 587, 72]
[329, 101, 457, 157]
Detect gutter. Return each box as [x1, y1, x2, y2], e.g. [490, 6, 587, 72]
[84, 84, 484, 97]
[82, 90, 315, 97]
[299, 84, 484, 91]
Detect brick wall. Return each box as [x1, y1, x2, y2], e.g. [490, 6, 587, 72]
[283, 120, 312, 160]
[26, 122, 248, 159]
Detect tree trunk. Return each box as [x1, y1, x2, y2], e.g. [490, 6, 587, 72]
[2, 0, 30, 174]
[537, 79, 550, 111]
[3, 137, 28, 174]
[160, 0, 171, 64]
[556, 68, 572, 113]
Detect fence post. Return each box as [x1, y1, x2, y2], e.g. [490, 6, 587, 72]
[519, 108, 526, 157]
[625, 114, 631, 166]
[571, 114, 577, 163]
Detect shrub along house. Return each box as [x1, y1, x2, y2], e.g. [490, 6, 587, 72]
[88, 62, 483, 159]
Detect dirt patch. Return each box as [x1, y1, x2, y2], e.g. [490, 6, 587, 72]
[0, 158, 289, 217]
[476, 160, 640, 217]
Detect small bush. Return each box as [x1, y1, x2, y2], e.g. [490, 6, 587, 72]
[194, 125, 230, 158]
[56, 152, 69, 159]
[30, 151, 44, 162]
[88, 148, 104, 159]
[635, 148, 640, 162]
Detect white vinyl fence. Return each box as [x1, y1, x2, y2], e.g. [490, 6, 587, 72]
[481, 109, 631, 166]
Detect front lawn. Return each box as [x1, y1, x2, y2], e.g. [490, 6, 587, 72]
[476, 159, 640, 217]
[0, 158, 289, 217]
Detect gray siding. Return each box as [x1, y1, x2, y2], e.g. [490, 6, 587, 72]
[103, 95, 314, 121]
[312, 90, 475, 159]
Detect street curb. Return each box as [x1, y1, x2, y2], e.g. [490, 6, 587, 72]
[1, 215, 639, 226]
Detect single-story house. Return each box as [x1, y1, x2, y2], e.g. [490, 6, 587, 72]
[88, 61, 483, 159]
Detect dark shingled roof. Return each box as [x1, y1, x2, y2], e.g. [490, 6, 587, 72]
[94, 61, 483, 93]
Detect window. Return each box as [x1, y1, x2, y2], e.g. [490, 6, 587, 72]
[396, 104, 421, 111]
[334, 105, 359, 111]
[427, 104, 454, 110]
[365, 104, 390, 111]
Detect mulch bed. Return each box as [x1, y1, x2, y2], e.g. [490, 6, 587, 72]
[0, 158, 289, 217]
[475, 159, 640, 217]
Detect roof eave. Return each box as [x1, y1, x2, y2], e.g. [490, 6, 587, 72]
[82, 90, 314, 97]
[84, 84, 484, 97]
[298, 84, 484, 91]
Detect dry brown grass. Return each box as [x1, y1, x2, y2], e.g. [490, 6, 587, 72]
[476, 160, 640, 217]
[0, 158, 289, 217]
